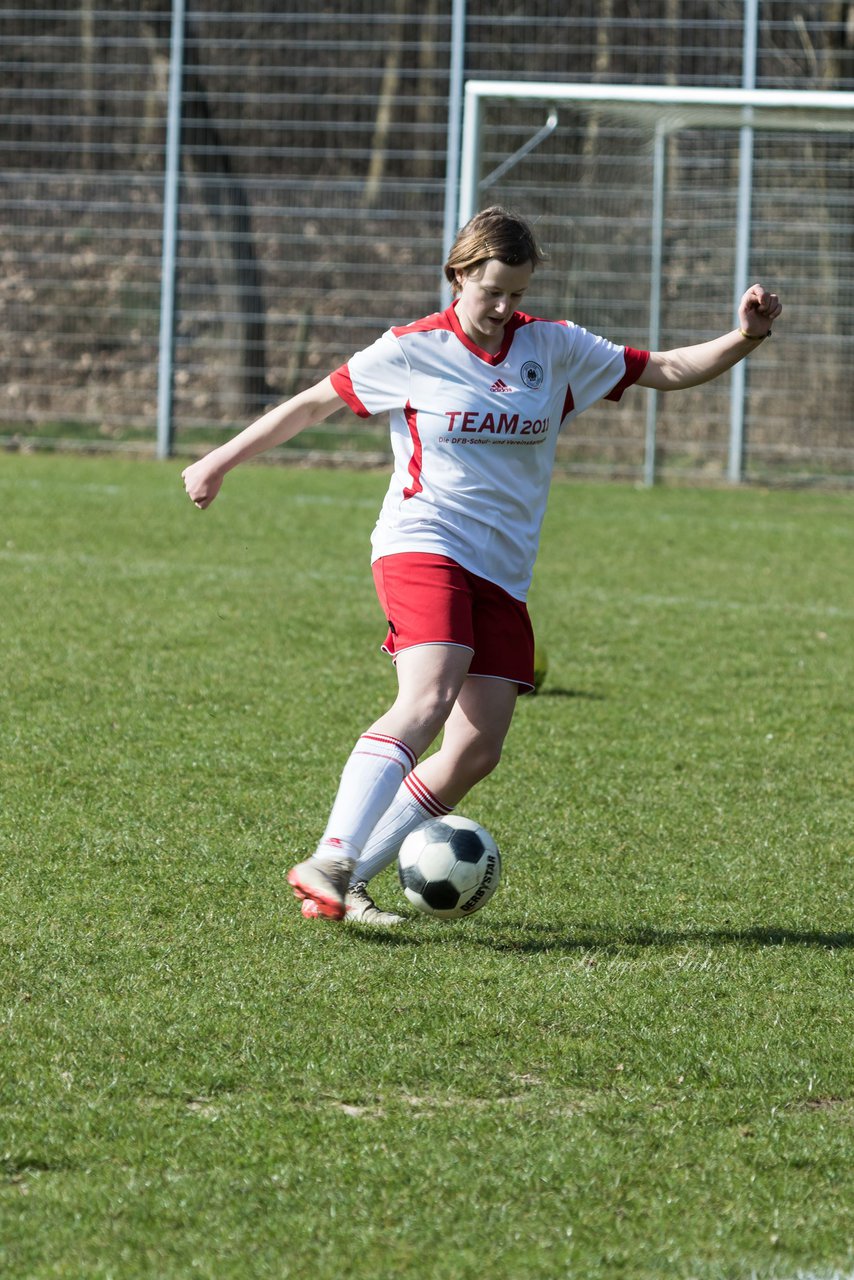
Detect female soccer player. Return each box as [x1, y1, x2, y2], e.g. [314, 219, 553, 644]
[182, 206, 781, 926]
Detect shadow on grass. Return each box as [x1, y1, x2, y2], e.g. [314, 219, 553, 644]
[480, 922, 854, 954]
[349, 921, 854, 952]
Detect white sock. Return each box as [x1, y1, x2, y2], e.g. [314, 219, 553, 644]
[352, 769, 452, 884]
[313, 733, 417, 867]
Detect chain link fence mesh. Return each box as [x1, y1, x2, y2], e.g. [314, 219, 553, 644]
[2, 2, 852, 481]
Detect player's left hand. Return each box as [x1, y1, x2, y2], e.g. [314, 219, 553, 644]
[738, 283, 782, 338]
[182, 456, 224, 508]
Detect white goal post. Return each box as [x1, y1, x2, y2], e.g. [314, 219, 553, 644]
[455, 82, 854, 484]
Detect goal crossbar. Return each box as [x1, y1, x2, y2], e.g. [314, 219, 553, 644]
[456, 80, 854, 484]
[460, 81, 854, 226]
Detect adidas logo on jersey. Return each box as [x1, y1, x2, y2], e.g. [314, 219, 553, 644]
[489, 378, 514, 393]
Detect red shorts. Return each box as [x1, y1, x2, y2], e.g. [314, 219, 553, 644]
[372, 553, 535, 693]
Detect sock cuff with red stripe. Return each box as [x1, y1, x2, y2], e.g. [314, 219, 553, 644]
[403, 770, 452, 819]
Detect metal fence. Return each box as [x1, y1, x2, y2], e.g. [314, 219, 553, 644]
[2, 2, 853, 483]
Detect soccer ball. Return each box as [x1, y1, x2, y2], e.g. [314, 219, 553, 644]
[397, 816, 501, 920]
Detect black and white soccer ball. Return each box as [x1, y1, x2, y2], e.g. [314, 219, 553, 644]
[397, 816, 501, 920]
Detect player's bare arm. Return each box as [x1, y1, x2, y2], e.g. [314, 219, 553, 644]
[638, 283, 782, 392]
[182, 376, 345, 509]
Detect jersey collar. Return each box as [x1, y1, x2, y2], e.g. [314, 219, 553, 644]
[446, 301, 528, 365]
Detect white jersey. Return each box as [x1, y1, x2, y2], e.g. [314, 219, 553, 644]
[330, 302, 648, 601]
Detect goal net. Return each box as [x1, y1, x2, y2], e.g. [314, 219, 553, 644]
[455, 83, 854, 485]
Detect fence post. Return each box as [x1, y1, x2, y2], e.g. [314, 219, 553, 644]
[156, 0, 186, 460]
[644, 122, 667, 487]
[728, 0, 759, 484]
[441, 0, 467, 309]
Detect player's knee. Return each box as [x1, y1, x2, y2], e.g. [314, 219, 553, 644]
[405, 685, 459, 739]
[462, 736, 504, 784]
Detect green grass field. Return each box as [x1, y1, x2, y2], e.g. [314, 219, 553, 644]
[1, 453, 852, 1280]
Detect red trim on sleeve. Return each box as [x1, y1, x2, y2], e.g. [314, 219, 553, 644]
[605, 347, 650, 402]
[330, 364, 371, 418]
[402, 401, 423, 500]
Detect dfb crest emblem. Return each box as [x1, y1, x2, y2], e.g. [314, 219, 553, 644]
[521, 360, 544, 390]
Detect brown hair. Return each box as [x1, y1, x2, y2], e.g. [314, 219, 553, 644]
[444, 206, 546, 294]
